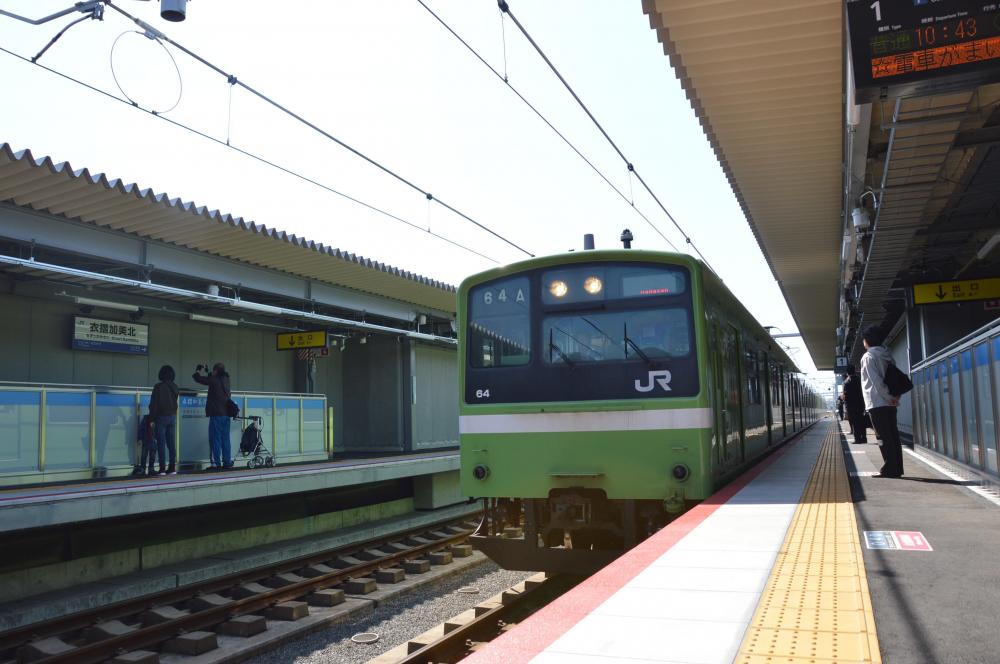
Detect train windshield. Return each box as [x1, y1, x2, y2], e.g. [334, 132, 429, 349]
[543, 308, 691, 365]
[465, 261, 699, 403]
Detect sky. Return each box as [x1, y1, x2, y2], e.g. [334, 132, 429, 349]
[0, 0, 833, 391]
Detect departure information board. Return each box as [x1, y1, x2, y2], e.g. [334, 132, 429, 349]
[848, 1, 1000, 102]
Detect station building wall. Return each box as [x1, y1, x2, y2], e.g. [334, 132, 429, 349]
[0, 289, 294, 392]
[0, 282, 457, 460]
[889, 329, 912, 440]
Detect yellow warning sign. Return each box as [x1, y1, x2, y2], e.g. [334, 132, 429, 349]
[913, 278, 1000, 305]
[276, 330, 327, 350]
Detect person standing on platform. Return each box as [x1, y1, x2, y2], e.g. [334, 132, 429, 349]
[836, 394, 845, 421]
[149, 365, 179, 475]
[842, 366, 867, 444]
[133, 413, 157, 476]
[193, 362, 233, 470]
[860, 325, 904, 478]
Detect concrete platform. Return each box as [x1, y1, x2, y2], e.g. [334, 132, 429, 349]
[463, 422, 831, 664]
[0, 451, 458, 533]
[462, 418, 1000, 664]
[844, 421, 1000, 664]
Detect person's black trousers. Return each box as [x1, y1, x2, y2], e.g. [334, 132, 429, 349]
[868, 406, 904, 477]
[847, 410, 867, 443]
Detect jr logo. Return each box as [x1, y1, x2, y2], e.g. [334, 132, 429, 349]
[634, 370, 672, 393]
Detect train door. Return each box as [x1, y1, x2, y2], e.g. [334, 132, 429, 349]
[762, 353, 773, 445]
[721, 324, 744, 468]
[710, 321, 726, 471]
[790, 377, 798, 431]
[775, 366, 788, 440]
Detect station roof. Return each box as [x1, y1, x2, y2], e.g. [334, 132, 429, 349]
[642, 0, 844, 369]
[0, 143, 457, 314]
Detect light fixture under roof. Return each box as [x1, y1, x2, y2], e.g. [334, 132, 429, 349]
[74, 296, 139, 313]
[189, 313, 238, 327]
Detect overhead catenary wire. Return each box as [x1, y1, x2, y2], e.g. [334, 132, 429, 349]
[0, 45, 500, 265]
[415, 0, 681, 254]
[497, 0, 715, 271]
[101, 1, 533, 259]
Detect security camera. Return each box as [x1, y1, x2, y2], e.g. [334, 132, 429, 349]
[160, 0, 187, 22]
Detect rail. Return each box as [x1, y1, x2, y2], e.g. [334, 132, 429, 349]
[0, 515, 480, 663]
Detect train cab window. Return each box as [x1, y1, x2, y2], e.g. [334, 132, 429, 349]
[542, 307, 690, 365]
[468, 277, 531, 368]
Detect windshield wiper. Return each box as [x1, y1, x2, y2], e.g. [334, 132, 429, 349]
[623, 323, 653, 366]
[549, 329, 575, 366]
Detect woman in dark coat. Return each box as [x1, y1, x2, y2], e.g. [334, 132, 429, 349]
[842, 365, 867, 444]
[150, 365, 179, 474]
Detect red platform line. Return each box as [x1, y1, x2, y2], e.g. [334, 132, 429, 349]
[461, 427, 814, 664]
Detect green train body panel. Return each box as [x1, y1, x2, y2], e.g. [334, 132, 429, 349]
[460, 427, 713, 500]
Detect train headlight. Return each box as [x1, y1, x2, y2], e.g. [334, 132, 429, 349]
[671, 464, 690, 481]
[473, 465, 490, 480]
[583, 276, 603, 294]
[549, 280, 568, 298]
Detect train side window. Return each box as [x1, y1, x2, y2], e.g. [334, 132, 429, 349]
[468, 277, 531, 368]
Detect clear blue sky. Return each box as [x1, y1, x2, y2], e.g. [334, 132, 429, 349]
[0, 0, 833, 388]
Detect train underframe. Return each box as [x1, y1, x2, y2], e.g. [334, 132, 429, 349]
[472, 489, 694, 574]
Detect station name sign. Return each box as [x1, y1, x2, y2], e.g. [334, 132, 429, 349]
[72, 316, 149, 355]
[847, 1, 1000, 103]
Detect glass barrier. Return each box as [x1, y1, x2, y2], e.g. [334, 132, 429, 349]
[0, 391, 40, 474]
[912, 321, 1000, 477]
[0, 384, 327, 482]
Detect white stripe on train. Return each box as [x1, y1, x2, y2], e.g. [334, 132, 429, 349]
[459, 407, 714, 434]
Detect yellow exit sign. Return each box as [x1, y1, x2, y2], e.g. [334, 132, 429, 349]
[913, 278, 1000, 305]
[276, 330, 327, 350]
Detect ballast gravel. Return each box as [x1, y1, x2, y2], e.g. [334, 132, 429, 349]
[244, 562, 534, 664]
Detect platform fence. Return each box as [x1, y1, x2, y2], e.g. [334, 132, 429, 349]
[0, 382, 327, 485]
[911, 318, 1000, 477]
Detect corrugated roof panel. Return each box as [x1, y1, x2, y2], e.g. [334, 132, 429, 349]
[0, 143, 457, 313]
[643, 0, 843, 368]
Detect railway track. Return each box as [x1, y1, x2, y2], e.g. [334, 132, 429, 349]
[1, 515, 482, 664]
[370, 573, 581, 664]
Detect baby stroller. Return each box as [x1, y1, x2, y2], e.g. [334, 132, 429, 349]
[237, 416, 274, 468]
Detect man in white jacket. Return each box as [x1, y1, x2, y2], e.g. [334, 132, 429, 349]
[860, 325, 903, 478]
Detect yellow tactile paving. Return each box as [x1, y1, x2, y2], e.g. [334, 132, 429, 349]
[736, 424, 882, 664]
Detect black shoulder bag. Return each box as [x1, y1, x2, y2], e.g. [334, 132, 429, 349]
[884, 362, 913, 398]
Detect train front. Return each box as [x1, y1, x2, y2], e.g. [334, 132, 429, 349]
[458, 251, 713, 573]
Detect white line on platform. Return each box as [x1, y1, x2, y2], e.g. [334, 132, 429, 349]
[904, 448, 1000, 508]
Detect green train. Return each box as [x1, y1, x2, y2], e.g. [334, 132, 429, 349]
[457, 246, 823, 573]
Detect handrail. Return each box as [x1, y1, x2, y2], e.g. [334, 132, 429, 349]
[0, 380, 324, 398]
[912, 318, 1000, 371]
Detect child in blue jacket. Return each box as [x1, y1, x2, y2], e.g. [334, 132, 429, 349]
[132, 414, 158, 476]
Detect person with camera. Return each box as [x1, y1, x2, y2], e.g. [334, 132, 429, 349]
[192, 362, 233, 470]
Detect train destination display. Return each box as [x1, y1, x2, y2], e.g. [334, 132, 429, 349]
[848, 1, 1000, 102]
